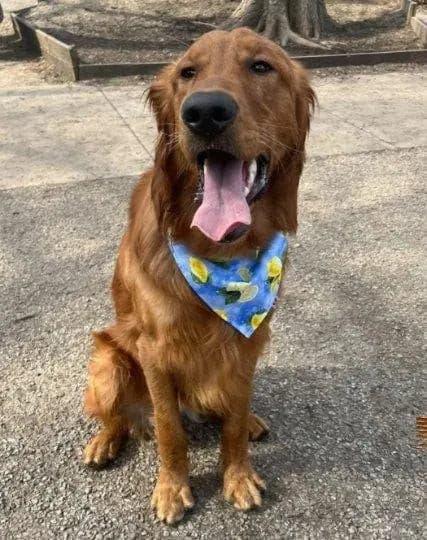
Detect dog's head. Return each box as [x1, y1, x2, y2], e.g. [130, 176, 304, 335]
[148, 28, 315, 252]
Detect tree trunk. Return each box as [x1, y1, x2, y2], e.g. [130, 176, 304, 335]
[226, 0, 334, 49]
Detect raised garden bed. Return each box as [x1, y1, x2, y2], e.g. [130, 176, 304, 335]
[12, 0, 427, 81]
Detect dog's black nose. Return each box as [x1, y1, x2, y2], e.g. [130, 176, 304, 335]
[181, 91, 238, 137]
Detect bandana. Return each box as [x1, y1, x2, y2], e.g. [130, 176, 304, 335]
[169, 232, 287, 337]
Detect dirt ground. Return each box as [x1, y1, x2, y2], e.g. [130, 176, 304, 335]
[23, 0, 422, 65]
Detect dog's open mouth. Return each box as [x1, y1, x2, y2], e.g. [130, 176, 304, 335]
[191, 150, 269, 243]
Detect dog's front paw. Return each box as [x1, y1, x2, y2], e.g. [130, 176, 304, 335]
[151, 471, 194, 524]
[83, 428, 125, 467]
[223, 465, 266, 511]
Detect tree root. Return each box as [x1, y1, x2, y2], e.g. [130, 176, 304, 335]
[284, 29, 328, 49]
[224, 0, 332, 51]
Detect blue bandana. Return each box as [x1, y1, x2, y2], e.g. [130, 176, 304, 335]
[169, 232, 287, 337]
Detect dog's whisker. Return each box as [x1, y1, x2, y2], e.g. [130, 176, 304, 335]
[256, 130, 304, 155]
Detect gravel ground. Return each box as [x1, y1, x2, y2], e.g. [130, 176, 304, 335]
[1, 146, 425, 537]
[0, 58, 425, 537]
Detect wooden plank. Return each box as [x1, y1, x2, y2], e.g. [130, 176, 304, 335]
[11, 14, 78, 81]
[295, 49, 427, 69]
[78, 62, 168, 80]
[11, 13, 40, 53]
[81, 49, 427, 80]
[35, 29, 79, 81]
[411, 13, 427, 47]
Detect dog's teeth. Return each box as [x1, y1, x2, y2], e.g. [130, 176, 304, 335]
[244, 186, 250, 196]
[248, 159, 257, 188]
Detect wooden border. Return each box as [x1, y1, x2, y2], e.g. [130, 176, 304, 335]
[411, 13, 427, 47]
[294, 49, 427, 69]
[79, 48, 427, 79]
[11, 13, 79, 81]
[11, 12, 427, 81]
[78, 62, 167, 80]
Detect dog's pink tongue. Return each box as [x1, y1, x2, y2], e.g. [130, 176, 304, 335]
[191, 156, 250, 242]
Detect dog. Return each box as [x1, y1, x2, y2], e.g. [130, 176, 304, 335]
[83, 27, 315, 524]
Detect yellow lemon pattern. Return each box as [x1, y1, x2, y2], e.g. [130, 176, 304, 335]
[251, 312, 268, 330]
[267, 256, 282, 292]
[213, 309, 228, 321]
[224, 282, 259, 303]
[238, 267, 252, 282]
[189, 257, 210, 284]
[270, 277, 280, 294]
[267, 256, 282, 278]
[169, 232, 287, 337]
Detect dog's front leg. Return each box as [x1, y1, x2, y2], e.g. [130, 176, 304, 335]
[143, 363, 194, 524]
[222, 394, 266, 511]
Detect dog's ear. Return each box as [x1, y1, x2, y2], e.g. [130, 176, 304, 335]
[147, 65, 177, 161]
[292, 61, 316, 153]
[147, 65, 178, 233]
[273, 62, 316, 233]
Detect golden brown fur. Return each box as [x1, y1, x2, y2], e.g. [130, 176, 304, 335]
[83, 28, 315, 524]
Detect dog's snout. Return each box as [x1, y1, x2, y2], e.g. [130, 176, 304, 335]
[181, 91, 238, 137]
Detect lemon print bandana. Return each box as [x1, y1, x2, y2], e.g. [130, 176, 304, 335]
[169, 232, 287, 338]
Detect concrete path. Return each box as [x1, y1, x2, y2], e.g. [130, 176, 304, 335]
[1, 67, 425, 189]
[0, 48, 425, 539]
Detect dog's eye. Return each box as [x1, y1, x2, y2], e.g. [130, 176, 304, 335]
[180, 67, 196, 80]
[250, 60, 273, 74]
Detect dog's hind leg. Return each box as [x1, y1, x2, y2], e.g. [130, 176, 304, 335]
[83, 330, 152, 467]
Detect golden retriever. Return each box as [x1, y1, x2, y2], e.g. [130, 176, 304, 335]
[83, 28, 315, 524]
